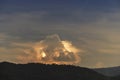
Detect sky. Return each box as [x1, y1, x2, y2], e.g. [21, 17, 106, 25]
[0, 0, 120, 68]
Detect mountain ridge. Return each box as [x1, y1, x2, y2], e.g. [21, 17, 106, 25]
[94, 66, 120, 77]
[0, 62, 108, 80]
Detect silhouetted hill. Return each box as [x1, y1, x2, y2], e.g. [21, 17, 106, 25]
[0, 62, 109, 80]
[94, 66, 120, 77]
[111, 75, 120, 80]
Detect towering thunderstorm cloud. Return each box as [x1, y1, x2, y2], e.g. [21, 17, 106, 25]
[17, 34, 81, 65]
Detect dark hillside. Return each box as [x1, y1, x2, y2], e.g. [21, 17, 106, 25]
[0, 62, 109, 80]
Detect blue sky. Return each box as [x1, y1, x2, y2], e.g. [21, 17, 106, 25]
[0, 0, 120, 68]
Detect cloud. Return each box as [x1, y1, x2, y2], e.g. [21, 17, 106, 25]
[0, 33, 82, 65]
[0, 7, 120, 67]
[17, 34, 81, 65]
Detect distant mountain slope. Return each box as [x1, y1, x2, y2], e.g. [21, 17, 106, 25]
[94, 66, 120, 77]
[0, 62, 108, 80]
[112, 75, 120, 80]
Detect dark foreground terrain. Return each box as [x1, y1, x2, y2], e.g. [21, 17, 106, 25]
[0, 62, 118, 80]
